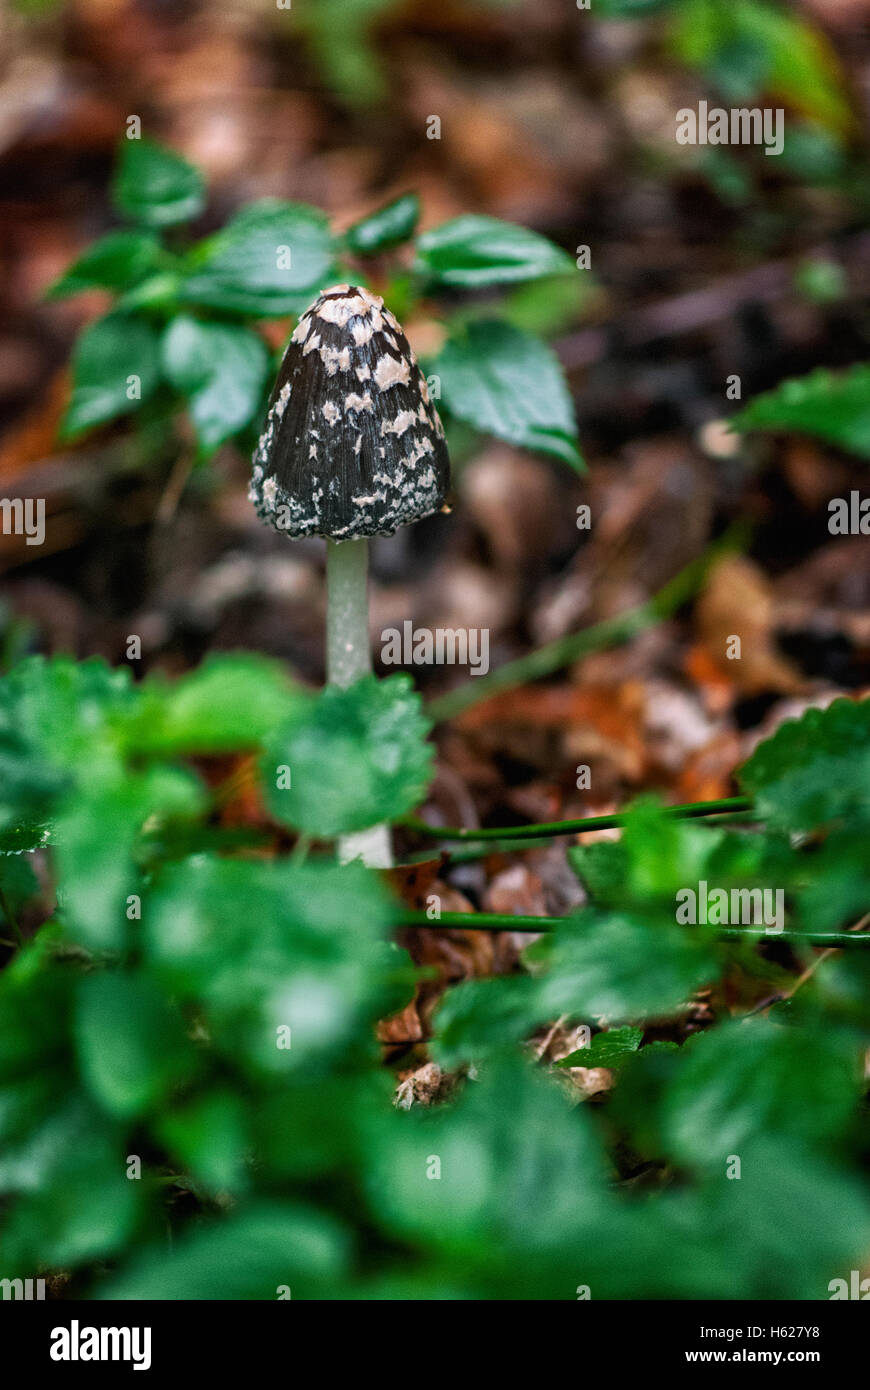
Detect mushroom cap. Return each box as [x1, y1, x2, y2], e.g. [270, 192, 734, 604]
[250, 284, 451, 540]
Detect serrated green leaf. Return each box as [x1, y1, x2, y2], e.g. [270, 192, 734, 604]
[415, 214, 574, 288]
[537, 911, 718, 1022]
[434, 319, 583, 469]
[364, 1058, 607, 1291]
[179, 200, 334, 315]
[112, 137, 205, 228]
[146, 856, 395, 1072]
[122, 653, 311, 755]
[345, 193, 420, 254]
[60, 312, 162, 439]
[264, 674, 433, 836]
[56, 763, 204, 951]
[739, 697, 870, 831]
[662, 1019, 859, 1167]
[161, 316, 269, 452]
[47, 230, 162, 299]
[432, 975, 545, 1068]
[731, 364, 870, 459]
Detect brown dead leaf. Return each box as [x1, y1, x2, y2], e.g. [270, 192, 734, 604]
[693, 555, 805, 697]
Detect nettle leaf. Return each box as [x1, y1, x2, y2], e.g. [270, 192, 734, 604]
[432, 975, 546, 1068]
[435, 320, 583, 470]
[122, 653, 311, 755]
[415, 214, 574, 288]
[364, 1057, 607, 1291]
[0, 1094, 141, 1269]
[161, 316, 269, 452]
[535, 911, 718, 1022]
[60, 312, 162, 439]
[146, 856, 395, 1073]
[662, 1019, 860, 1168]
[180, 200, 334, 315]
[739, 697, 870, 832]
[556, 1025, 644, 1070]
[264, 674, 434, 836]
[731, 364, 870, 459]
[75, 972, 196, 1119]
[56, 764, 205, 952]
[47, 230, 162, 299]
[0, 657, 133, 844]
[112, 137, 205, 228]
[344, 193, 420, 254]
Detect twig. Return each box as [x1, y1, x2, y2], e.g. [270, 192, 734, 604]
[398, 910, 870, 949]
[400, 796, 751, 842]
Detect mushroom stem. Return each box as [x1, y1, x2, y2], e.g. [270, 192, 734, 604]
[325, 538, 393, 869]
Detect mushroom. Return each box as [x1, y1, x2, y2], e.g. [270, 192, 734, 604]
[250, 284, 451, 865]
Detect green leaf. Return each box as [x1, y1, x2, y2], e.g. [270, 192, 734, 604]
[264, 674, 434, 836]
[556, 1025, 644, 1070]
[434, 320, 583, 469]
[146, 856, 395, 1072]
[75, 972, 196, 1119]
[56, 764, 204, 951]
[60, 312, 162, 439]
[112, 136, 205, 228]
[662, 1019, 859, 1167]
[432, 975, 545, 1068]
[345, 193, 420, 254]
[122, 653, 311, 755]
[47, 230, 162, 299]
[415, 214, 574, 288]
[161, 317, 269, 452]
[731, 364, 870, 459]
[536, 911, 718, 1022]
[99, 1204, 350, 1300]
[364, 1058, 607, 1293]
[180, 200, 334, 316]
[0, 657, 132, 845]
[739, 697, 870, 832]
[0, 1095, 140, 1268]
[156, 1090, 248, 1195]
[501, 271, 595, 339]
[671, 0, 853, 133]
[293, 0, 395, 108]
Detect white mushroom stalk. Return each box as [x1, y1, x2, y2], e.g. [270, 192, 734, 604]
[325, 536, 393, 867]
[250, 284, 451, 869]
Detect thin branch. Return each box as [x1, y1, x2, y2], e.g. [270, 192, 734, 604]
[399, 909, 870, 949]
[400, 796, 752, 842]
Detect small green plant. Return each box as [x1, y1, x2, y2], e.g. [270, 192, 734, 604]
[52, 138, 583, 478]
[0, 643, 868, 1299]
